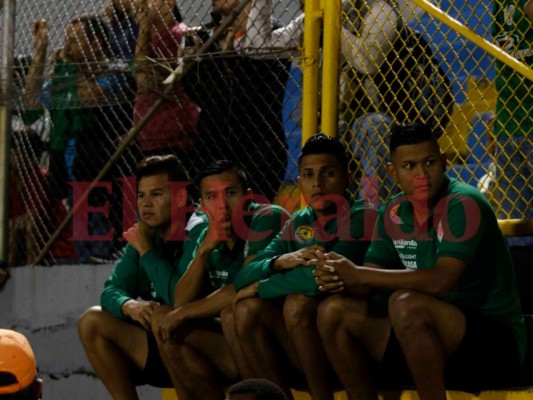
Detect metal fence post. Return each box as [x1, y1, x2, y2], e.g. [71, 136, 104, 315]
[321, 0, 341, 139]
[0, 0, 16, 264]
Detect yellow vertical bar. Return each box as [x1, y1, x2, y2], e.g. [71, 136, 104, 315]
[321, 0, 341, 139]
[302, 0, 322, 142]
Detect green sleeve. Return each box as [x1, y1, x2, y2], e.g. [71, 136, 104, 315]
[364, 207, 402, 268]
[245, 205, 291, 257]
[234, 219, 292, 291]
[435, 194, 486, 264]
[100, 244, 149, 319]
[138, 248, 176, 306]
[258, 266, 321, 298]
[176, 213, 209, 278]
[178, 227, 208, 277]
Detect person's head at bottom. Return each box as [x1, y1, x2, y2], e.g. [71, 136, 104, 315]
[226, 378, 288, 400]
[0, 330, 42, 400]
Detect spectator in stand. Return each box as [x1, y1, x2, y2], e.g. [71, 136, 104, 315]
[243, 0, 430, 206]
[526, 0, 533, 21]
[0, 329, 42, 400]
[78, 155, 207, 399]
[133, 0, 201, 171]
[314, 123, 526, 399]
[152, 160, 290, 399]
[183, 0, 291, 202]
[104, 0, 139, 61]
[340, 0, 434, 206]
[227, 134, 375, 400]
[8, 129, 76, 266]
[492, 0, 533, 246]
[23, 16, 136, 263]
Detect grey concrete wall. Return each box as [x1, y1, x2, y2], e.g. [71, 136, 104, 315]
[0, 264, 162, 400]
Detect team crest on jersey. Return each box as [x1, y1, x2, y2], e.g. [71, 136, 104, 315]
[295, 226, 314, 244]
[389, 204, 403, 225]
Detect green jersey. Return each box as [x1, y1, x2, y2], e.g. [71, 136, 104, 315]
[492, 0, 533, 137]
[365, 175, 526, 361]
[187, 203, 290, 291]
[100, 211, 208, 318]
[234, 196, 376, 298]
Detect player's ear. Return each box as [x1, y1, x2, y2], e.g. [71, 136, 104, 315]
[386, 162, 397, 182]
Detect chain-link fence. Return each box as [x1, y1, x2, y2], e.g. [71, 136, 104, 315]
[0, 0, 531, 266]
[337, 0, 532, 232]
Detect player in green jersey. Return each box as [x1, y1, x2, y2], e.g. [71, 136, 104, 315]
[152, 160, 289, 400]
[314, 122, 525, 400]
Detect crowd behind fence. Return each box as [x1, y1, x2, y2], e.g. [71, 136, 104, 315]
[0, 0, 531, 266]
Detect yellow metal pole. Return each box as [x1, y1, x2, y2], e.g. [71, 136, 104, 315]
[410, 0, 533, 81]
[321, 0, 341, 139]
[302, 0, 322, 142]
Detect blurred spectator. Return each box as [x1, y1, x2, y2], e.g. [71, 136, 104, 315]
[9, 129, 76, 266]
[23, 16, 136, 263]
[184, 0, 291, 202]
[0, 329, 42, 400]
[340, 0, 416, 206]
[226, 379, 288, 400]
[493, 0, 533, 246]
[104, 0, 139, 60]
[133, 0, 201, 171]
[525, 0, 533, 21]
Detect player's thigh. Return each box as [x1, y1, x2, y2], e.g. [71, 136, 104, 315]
[319, 295, 391, 361]
[80, 306, 149, 369]
[184, 324, 237, 378]
[389, 290, 466, 357]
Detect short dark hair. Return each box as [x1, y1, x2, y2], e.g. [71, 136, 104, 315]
[135, 154, 190, 189]
[227, 379, 288, 400]
[197, 160, 248, 192]
[389, 122, 440, 156]
[298, 133, 349, 172]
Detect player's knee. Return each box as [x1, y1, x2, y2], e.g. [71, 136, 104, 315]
[317, 295, 345, 336]
[220, 305, 234, 332]
[234, 297, 264, 334]
[284, 294, 317, 330]
[388, 290, 429, 332]
[77, 306, 104, 343]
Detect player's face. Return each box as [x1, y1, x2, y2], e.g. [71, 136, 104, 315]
[298, 153, 348, 216]
[387, 141, 447, 203]
[137, 173, 172, 231]
[200, 171, 247, 224]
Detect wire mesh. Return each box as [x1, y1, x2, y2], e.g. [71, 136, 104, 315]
[1, 0, 532, 266]
[1, 0, 304, 265]
[339, 0, 532, 228]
